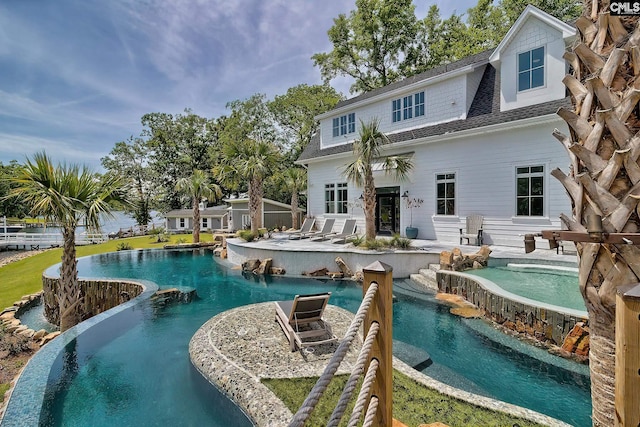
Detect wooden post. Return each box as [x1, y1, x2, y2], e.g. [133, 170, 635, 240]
[363, 261, 393, 427]
[615, 283, 640, 426]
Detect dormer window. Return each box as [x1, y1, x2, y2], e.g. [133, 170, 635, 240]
[518, 46, 545, 91]
[332, 113, 356, 137]
[391, 91, 425, 123]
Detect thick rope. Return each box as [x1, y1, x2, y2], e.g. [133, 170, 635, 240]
[289, 282, 379, 427]
[347, 358, 380, 427]
[327, 321, 380, 427]
[362, 396, 379, 427]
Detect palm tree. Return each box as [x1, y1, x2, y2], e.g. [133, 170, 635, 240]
[283, 167, 307, 229]
[216, 139, 279, 234]
[343, 118, 413, 240]
[176, 170, 222, 243]
[555, 5, 638, 425]
[8, 152, 128, 331]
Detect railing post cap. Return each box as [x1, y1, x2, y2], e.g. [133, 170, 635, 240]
[617, 283, 640, 299]
[363, 260, 393, 273]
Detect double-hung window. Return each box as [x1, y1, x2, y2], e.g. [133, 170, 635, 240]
[518, 46, 545, 91]
[436, 173, 455, 215]
[325, 183, 348, 214]
[414, 91, 425, 117]
[403, 95, 413, 120]
[332, 113, 356, 137]
[516, 166, 544, 216]
[392, 99, 402, 123]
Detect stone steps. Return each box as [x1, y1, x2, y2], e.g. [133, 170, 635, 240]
[409, 263, 441, 292]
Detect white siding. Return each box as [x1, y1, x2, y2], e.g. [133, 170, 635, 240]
[499, 18, 567, 111]
[319, 75, 470, 150]
[307, 119, 572, 247]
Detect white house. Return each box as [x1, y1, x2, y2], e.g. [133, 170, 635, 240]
[296, 6, 577, 247]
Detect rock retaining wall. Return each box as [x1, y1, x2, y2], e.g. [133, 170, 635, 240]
[437, 271, 588, 349]
[42, 276, 144, 326]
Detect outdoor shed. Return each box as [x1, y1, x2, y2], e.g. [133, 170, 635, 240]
[164, 206, 229, 232]
[225, 198, 304, 231]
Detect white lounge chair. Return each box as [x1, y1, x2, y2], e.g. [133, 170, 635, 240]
[288, 218, 316, 239]
[330, 219, 358, 243]
[308, 218, 336, 241]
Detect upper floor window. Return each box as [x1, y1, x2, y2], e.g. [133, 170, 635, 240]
[516, 166, 544, 216]
[436, 173, 455, 215]
[391, 91, 425, 123]
[332, 113, 356, 137]
[414, 92, 425, 117]
[518, 47, 545, 91]
[325, 183, 348, 214]
[392, 99, 401, 123]
[403, 95, 413, 120]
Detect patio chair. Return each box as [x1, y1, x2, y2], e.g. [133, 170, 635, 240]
[330, 219, 358, 243]
[288, 217, 316, 239]
[308, 218, 336, 241]
[459, 214, 484, 246]
[274, 292, 338, 351]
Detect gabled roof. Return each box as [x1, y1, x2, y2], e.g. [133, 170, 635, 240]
[489, 5, 576, 64]
[297, 63, 571, 163]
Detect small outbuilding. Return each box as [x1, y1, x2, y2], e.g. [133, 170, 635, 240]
[164, 206, 229, 233]
[224, 197, 305, 231]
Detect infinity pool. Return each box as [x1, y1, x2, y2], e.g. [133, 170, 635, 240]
[24, 250, 590, 426]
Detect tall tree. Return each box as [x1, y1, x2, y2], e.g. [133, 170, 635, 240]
[215, 95, 281, 233]
[176, 169, 221, 243]
[312, 0, 419, 94]
[343, 119, 412, 240]
[554, 4, 638, 425]
[101, 137, 153, 226]
[142, 110, 217, 212]
[8, 152, 128, 331]
[216, 140, 279, 233]
[282, 167, 307, 229]
[0, 160, 29, 218]
[269, 84, 343, 161]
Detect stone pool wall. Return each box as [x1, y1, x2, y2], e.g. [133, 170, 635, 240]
[42, 276, 144, 326]
[436, 271, 588, 348]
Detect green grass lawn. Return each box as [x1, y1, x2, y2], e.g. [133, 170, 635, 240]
[263, 371, 544, 427]
[0, 233, 215, 310]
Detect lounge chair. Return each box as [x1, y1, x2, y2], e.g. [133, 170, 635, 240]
[288, 218, 316, 239]
[330, 219, 358, 243]
[459, 214, 484, 245]
[274, 292, 338, 351]
[308, 218, 336, 241]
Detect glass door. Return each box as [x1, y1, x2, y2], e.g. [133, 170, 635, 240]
[375, 187, 400, 235]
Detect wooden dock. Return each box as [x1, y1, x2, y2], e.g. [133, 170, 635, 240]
[0, 232, 108, 250]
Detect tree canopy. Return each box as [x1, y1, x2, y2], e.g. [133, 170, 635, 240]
[314, 0, 582, 93]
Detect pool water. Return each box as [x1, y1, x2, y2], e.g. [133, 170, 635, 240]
[467, 264, 586, 312]
[38, 250, 591, 426]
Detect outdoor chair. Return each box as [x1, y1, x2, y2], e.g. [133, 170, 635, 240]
[288, 218, 316, 239]
[459, 214, 484, 245]
[330, 219, 358, 243]
[308, 218, 336, 241]
[274, 292, 338, 351]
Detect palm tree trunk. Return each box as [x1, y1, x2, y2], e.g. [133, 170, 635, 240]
[59, 226, 81, 332]
[363, 171, 376, 240]
[556, 4, 640, 425]
[248, 176, 263, 234]
[192, 196, 201, 243]
[291, 192, 299, 229]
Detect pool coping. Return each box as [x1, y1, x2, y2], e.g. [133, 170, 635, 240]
[0, 264, 159, 426]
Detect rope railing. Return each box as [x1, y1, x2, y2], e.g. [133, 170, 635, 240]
[347, 358, 380, 427]
[327, 321, 380, 426]
[288, 282, 380, 427]
[289, 260, 394, 427]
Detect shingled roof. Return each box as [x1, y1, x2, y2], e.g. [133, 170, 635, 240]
[297, 53, 571, 163]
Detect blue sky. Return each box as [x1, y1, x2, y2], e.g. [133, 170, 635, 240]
[0, 0, 477, 169]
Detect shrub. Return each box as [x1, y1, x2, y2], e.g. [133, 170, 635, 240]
[176, 237, 187, 244]
[361, 238, 390, 250]
[238, 230, 255, 242]
[347, 235, 365, 246]
[390, 234, 412, 249]
[116, 242, 133, 251]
